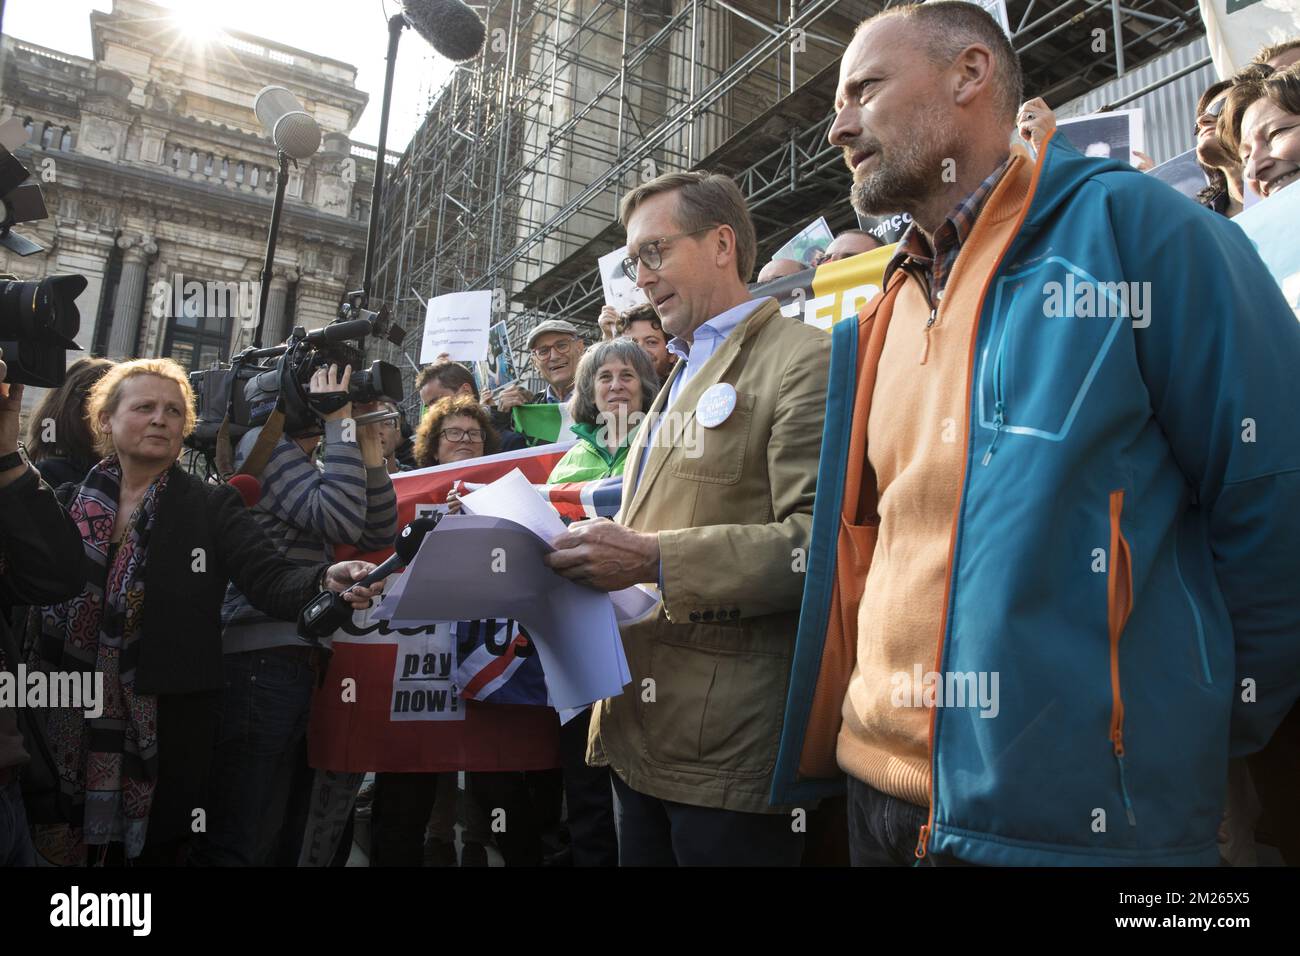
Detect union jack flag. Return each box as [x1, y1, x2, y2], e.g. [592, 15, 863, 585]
[460, 476, 624, 522]
[454, 619, 548, 706]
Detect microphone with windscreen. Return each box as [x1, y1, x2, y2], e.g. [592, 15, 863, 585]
[253, 86, 322, 160]
[401, 0, 487, 62]
[227, 474, 263, 509]
[297, 514, 442, 641]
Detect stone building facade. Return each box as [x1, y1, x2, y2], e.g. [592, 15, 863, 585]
[0, 0, 380, 374]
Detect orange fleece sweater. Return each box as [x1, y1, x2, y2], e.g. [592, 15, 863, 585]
[835, 151, 1034, 806]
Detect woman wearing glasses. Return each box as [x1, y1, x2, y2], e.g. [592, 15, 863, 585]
[413, 396, 500, 472]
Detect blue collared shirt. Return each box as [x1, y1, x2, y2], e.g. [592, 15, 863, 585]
[636, 296, 769, 486]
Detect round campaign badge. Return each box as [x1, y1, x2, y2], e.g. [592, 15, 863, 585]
[696, 383, 737, 428]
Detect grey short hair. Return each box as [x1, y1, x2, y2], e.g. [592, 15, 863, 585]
[619, 171, 758, 283]
[569, 339, 660, 428]
[863, 1, 1024, 122]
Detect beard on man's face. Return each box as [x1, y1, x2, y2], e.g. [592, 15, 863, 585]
[847, 120, 956, 218]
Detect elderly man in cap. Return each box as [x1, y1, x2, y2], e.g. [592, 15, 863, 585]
[491, 320, 587, 414]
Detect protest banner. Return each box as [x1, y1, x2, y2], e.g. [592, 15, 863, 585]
[310, 442, 577, 773]
[752, 244, 895, 330]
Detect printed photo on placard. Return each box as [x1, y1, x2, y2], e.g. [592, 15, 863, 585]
[1056, 109, 1146, 168]
[598, 246, 650, 312]
[483, 320, 516, 391]
[1147, 149, 1209, 200]
[773, 217, 834, 266]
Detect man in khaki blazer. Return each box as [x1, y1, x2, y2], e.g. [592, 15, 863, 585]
[546, 171, 829, 865]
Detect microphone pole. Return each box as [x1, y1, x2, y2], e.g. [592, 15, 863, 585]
[254, 150, 291, 348]
[360, 13, 407, 313]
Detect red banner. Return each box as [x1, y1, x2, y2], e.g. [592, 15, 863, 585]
[308, 442, 574, 772]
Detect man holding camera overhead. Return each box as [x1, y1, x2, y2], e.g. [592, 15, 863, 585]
[194, 343, 398, 866]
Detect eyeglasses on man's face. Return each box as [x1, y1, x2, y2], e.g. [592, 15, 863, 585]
[530, 337, 577, 360]
[622, 225, 721, 282]
[440, 427, 485, 443]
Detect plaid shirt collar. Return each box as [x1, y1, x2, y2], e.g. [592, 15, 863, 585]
[884, 155, 1013, 303]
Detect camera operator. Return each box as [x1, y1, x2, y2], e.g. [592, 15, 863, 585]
[0, 346, 87, 867]
[197, 344, 399, 867]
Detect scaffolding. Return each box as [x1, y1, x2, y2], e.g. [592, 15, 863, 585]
[363, 0, 1207, 401]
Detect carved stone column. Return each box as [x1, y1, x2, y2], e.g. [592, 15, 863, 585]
[106, 235, 158, 359]
[260, 269, 295, 346]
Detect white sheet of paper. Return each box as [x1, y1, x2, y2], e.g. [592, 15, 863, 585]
[386, 515, 631, 713]
[420, 289, 493, 363]
[461, 469, 662, 627]
[459, 467, 568, 541]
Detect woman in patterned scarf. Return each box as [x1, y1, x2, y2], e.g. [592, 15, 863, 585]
[25, 358, 384, 865]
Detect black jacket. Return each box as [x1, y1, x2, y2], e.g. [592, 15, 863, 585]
[0, 465, 86, 770]
[30, 455, 94, 489]
[27, 465, 331, 844]
[52, 464, 327, 695]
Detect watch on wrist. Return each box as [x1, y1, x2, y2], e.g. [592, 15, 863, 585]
[0, 443, 30, 473]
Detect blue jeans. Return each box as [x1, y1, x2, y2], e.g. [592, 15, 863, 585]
[0, 777, 35, 867]
[845, 775, 974, 866]
[194, 649, 316, 866]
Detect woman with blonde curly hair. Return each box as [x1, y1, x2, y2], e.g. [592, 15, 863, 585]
[25, 358, 382, 866]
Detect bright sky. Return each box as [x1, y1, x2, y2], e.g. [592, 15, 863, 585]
[0, 0, 458, 151]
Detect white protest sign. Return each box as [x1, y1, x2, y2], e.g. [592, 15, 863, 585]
[598, 246, 649, 312]
[420, 289, 493, 363]
[389, 623, 463, 722]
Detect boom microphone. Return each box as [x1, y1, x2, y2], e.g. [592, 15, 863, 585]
[253, 86, 322, 160]
[401, 0, 487, 62]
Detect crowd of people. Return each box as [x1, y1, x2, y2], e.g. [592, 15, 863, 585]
[2, 1, 1299, 868]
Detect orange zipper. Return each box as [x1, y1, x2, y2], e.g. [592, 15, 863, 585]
[916, 141, 1051, 861]
[1108, 489, 1137, 826]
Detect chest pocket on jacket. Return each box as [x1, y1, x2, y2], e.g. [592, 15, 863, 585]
[668, 391, 756, 485]
[977, 258, 1129, 446]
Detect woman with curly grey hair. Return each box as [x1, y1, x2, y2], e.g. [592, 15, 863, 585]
[550, 338, 658, 483]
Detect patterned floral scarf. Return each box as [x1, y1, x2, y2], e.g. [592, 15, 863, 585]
[29, 456, 168, 865]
